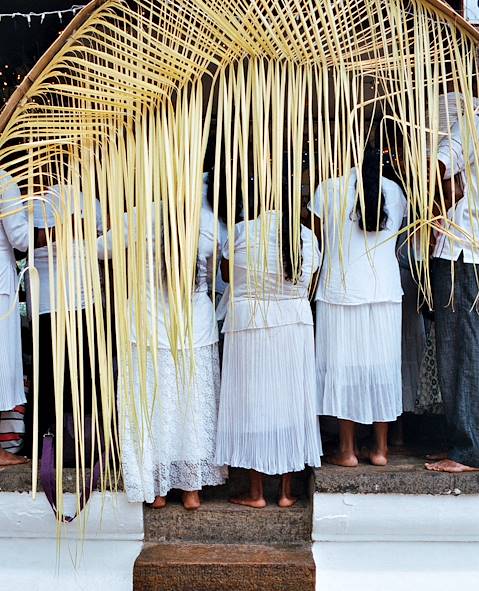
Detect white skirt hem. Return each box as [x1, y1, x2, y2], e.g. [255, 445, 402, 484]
[316, 301, 403, 425]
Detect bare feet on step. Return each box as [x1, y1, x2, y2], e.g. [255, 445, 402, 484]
[369, 448, 388, 466]
[278, 494, 297, 508]
[278, 473, 297, 508]
[152, 495, 166, 509]
[231, 469, 267, 508]
[0, 448, 28, 467]
[325, 451, 359, 467]
[182, 491, 201, 510]
[229, 495, 267, 509]
[425, 459, 479, 473]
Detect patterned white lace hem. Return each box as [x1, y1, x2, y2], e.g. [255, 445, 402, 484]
[119, 343, 227, 502]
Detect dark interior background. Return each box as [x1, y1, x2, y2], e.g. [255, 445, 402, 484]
[0, 0, 466, 109]
[0, 1, 83, 106]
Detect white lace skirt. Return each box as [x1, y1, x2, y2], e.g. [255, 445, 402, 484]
[216, 323, 323, 475]
[316, 301, 402, 424]
[119, 343, 227, 502]
[0, 294, 25, 412]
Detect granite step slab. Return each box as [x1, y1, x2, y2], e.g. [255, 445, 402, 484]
[133, 542, 315, 591]
[144, 498, 312, 544]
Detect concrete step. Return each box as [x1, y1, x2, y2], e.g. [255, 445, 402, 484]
[144, 498, 312, 544]
[133, 542, 315, 591]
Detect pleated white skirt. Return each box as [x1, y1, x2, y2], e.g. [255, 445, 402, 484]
[316, 301, 402, 424]
[0, 294, 25, 411]
[119, 343, 227, 502]
[216, 323, 323, 475]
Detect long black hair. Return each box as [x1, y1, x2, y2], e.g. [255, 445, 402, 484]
[281, 185, 302, 283]
[356, 149, 388, 232]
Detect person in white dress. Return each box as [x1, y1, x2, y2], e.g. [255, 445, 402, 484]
[310, 150, 406, 467]
[98, 205, 227, 510]
[215, 195, 323, 508]
[24, 184, 103, 457]
[0, 170, 29, 466]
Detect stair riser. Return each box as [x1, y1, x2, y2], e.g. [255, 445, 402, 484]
[134, 565, 315, 591]
[144, 504, 312, 544]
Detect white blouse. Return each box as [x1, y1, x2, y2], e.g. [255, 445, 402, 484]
[31, 185, 103, 314]
[97, 206, 218, 349]
[435, 113, 479, 263]
[309, 168, 407, 305]
[222, 211, 320, 332]
[0, 171, 28, 296]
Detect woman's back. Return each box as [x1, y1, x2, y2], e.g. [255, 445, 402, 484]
[310, 168, 407, 305]
[98, 206, 218, 349]
[228, 211, 319, 301]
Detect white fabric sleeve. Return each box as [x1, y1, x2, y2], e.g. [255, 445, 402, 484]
[307, 182, 325, 218]
[0, 173, 29, 252]
[222, 221, 244, 260]
[311, 232, 320, 273]
[222, 238, 230, 260]
[397, 184, 408, 219]
[97, 211, 130, 260]
[437, 118, 471, 180]
[199, 208, 217, 259]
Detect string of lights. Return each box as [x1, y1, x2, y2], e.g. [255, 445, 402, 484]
[0, 5, 86, 106]
[0, 5, 85, 25]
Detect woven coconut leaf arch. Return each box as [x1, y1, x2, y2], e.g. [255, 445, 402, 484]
[0, 0, 478, 514]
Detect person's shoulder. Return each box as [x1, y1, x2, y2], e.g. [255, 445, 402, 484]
[0, 170, 18, 197]
[383, 176, 405, 200]
[199, 207, 217, 243]
[200, 206, 215, 227]
[234, 219, 247, 239]
[321, 169, 357, 195]
[382, 176, 407, 217]
[0, 169, 14, 185]
[318, 173, 344, 194]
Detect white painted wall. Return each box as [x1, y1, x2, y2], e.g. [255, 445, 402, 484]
[0, 492, 143, 591]
[313, 493, 479, 542]
[313, 493, 479, 591]
[313, 541, 479, 591]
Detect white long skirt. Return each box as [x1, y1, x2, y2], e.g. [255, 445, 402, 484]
[216, 323, 323, 475]
[119, 343, 227, 503]
[316, 301, 402, 424]
[0, 294, 25, 412]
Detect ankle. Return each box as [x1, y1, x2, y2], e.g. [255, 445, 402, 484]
[182, 490, 201, 509]
[339, 448, 356, 457]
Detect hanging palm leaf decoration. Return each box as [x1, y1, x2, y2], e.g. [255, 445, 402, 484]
[0, 0, 478, 519]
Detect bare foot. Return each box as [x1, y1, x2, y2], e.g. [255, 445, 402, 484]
[325, 452, 359, 468]
[369, 449, 388, 466]
[278, 494, 297, 508]
[425, 459, 479, 473]
[229, 496, 267, 509]
[152, 495, 166, 509]
[182, 491, 201, 510]
[0, 448, 28, 467]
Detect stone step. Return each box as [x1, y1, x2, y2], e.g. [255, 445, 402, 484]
[144, 498, 312, 544]
[133, 542, 315, 591]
